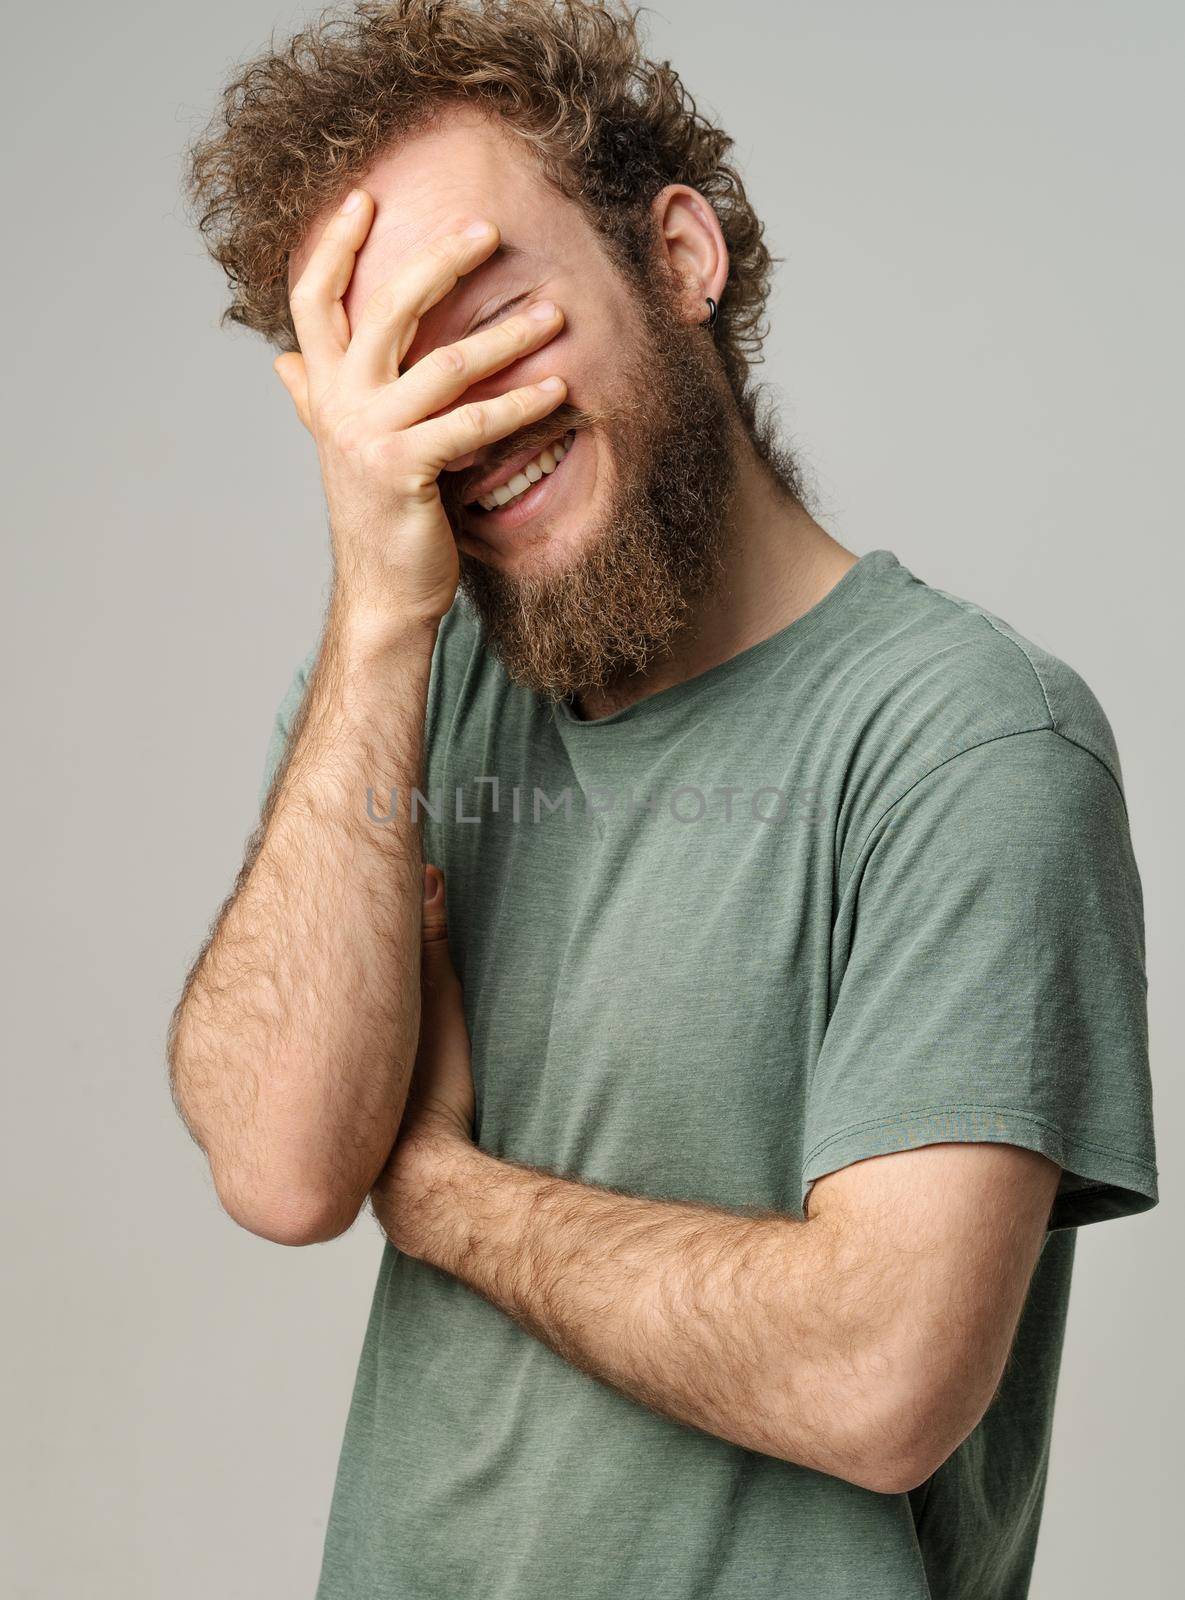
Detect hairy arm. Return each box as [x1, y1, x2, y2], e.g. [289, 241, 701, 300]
[373, 879, 1063, 1492]
[167, 611, 435, 1246]
[376, 1130, 1060, 1493]
[168, 188, 571, 1245]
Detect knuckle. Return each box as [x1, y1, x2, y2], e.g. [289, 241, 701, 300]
[329, 413, 365, 455]
[363, 282, 399, 325]
[368, 434, 406, 470]
[464, 398, 492, 432]
[430, 343, 466, 377]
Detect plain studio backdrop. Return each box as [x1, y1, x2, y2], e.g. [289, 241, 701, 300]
[1, 2, 1179, 1595]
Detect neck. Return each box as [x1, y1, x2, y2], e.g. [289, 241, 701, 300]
[572, 435, 858, 721]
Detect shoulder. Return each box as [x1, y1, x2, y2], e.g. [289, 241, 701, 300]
[830, 553, 1128, 860]
[920, 573, 1123, 788]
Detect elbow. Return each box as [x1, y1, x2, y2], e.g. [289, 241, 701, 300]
[780, 1358, 987, 1497]
[215, 1173, 367, 1247]
[845, 1435, 951, 1497]
[839, 1380, 986, 1496]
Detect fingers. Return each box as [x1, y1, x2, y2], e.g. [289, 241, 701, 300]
[287, 188, 375, 379]
[273, 352, 312, 433]
[342, 217, 501, 390]
[411, 375, 568, 475]
[420, 865, 459, 992]
[422, 864, 448, 944]
[370, 299, 564, 435]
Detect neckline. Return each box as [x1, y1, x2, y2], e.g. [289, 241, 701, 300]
[552, 548, 899, 731]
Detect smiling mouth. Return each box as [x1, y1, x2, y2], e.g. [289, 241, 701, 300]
[463, 430, 576, 517]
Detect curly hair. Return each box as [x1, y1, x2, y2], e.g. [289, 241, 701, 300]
[184, 0, 802, 494]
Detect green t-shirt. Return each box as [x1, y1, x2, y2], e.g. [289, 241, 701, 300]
[260, 549, 1157, 1600]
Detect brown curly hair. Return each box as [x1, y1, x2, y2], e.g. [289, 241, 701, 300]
[184, 0, 804, 496]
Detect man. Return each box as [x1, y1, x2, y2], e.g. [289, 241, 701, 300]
[169, 3, 1158, 1597]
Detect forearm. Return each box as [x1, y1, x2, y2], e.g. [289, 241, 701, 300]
[169, 603, 437, 1243]
[374, 1136, 904, 1487]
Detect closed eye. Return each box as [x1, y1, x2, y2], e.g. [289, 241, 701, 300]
[466, 290, 535, 336]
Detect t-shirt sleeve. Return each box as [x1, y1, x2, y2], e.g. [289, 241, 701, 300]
[256, 645, 317, 814]
[802, 727, 1158, 1230]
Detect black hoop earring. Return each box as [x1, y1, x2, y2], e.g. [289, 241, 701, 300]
[702, 296, 719, 329]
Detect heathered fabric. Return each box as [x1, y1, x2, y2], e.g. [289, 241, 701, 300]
[259, 549, 1157, 1600]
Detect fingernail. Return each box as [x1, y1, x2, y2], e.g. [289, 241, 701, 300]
[464, 219, 493, 238]
[528, 300, 558, 321]
[340, 189, 364, 214]
[423, 865, 442, 903]
[538, 376, 565, 392]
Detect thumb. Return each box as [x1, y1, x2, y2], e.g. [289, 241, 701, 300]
[421, 863, 449, 944]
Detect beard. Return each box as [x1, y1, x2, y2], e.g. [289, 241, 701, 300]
[444, 280, 741, 707]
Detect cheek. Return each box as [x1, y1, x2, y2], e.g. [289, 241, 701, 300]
[574, 287, 649, 389]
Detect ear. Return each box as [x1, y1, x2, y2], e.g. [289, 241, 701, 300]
[273, 351, 313, 434]
[649, 184, 729, 327]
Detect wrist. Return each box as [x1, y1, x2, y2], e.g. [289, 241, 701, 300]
[326, 593, 442, 668]
[379, 1129, 489, 1268]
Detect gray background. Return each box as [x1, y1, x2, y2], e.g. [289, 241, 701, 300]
[2, 2, 1179, 1594]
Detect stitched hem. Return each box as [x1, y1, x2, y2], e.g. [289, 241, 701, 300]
[801, 1103, 1158, 1230]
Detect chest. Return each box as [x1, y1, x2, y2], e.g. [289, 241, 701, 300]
[436, 769, 838, 1214]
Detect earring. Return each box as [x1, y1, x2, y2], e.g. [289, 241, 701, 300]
[702, 295, 719, 329]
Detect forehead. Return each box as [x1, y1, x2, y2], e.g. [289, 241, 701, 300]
[289, 106, 574, 324]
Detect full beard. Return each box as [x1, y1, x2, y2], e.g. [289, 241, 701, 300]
[451, 287, 741, 706]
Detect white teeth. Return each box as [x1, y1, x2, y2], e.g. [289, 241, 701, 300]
[475, 431, 574, 512]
